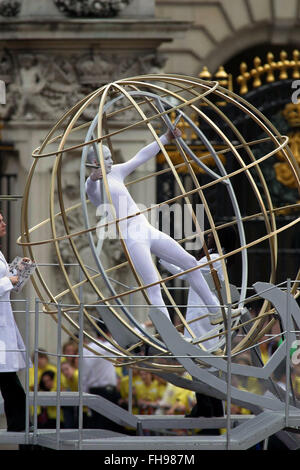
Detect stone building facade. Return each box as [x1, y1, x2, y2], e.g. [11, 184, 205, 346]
[157, 0, 300, 77]
[0, 0, 299, 354]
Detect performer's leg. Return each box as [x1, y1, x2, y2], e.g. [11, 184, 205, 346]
[126, 240, 171, 320]
[150, 231, 220, 314]
[185, 306, 219, 349]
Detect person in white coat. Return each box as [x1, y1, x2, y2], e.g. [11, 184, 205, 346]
[0, 213, 30, 431]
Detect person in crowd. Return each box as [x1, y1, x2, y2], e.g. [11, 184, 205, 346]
[37, 370, 63, 428]
[60, 361, 81, 428]
[82, 321, 122, 431]
[61, 361, 78, 392]
[155, 372, 195, 416]
[118, 368, 143, 415]
[153, 375, 167, 402]
[29, 348, 57, 391]
[135, 371, 163, 414]
[154, 372, 195, 435]
[62, 339, 78, 368]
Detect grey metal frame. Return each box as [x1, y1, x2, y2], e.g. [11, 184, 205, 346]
[1, 275, 300, 450]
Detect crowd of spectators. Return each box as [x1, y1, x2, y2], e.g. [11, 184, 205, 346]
[28, 312, 300, 447]
[28, 339, 196, 434]
[29, 341, 81, 429]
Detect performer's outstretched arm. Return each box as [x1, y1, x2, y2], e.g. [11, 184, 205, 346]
[118, 128, 181, 179]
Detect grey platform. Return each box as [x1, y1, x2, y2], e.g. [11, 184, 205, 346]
[1, 281, 300, 450]
[1, 392, 300, 450]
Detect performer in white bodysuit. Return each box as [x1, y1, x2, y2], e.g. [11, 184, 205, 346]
[86, 128, 240, 324]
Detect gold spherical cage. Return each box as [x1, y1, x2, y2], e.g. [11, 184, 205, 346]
[18, 74, 300, 371]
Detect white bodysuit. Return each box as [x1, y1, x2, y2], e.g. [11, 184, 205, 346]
[160, 253, 222, 348]
[86, 135, 220, 320]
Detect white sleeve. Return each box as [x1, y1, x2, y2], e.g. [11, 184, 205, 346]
[85, 176, 102, 208]
[117, 134, 169, 179]
[0, 276, 13, 297]
[159, 259, 187, 280]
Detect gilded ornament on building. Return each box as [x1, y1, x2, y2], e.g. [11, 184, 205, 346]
[157, 147, 226, 175]
[274, 100, 300, 191]
[237, 49, 300, 95]
[276, 131, 300, 190]
[199, 65, 232, 106]
[199, 64, 233, 91]
[282, 102, 300, 128]
[199, 51, 300, 204]
[274, 161, 298, 189]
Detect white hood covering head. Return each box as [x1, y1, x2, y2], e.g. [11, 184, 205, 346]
[87, 144, 111, 164]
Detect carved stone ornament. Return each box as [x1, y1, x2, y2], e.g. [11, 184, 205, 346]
[0, 0, 21, 16]
[0, 50, 166, 122]
[53, 0, 133, 18]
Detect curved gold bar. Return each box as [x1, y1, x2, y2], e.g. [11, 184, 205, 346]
[20, 74, 300, 368]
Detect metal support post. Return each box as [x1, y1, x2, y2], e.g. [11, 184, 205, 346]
[78, 301, 84, 450]
[56, 302, 62, 449]
[226, 304, 232, 450]
[285, 278, 291, 427]
[24, 299, 30, 444]
[33, 298, 40, 444]
[78, 265, 84, 449]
